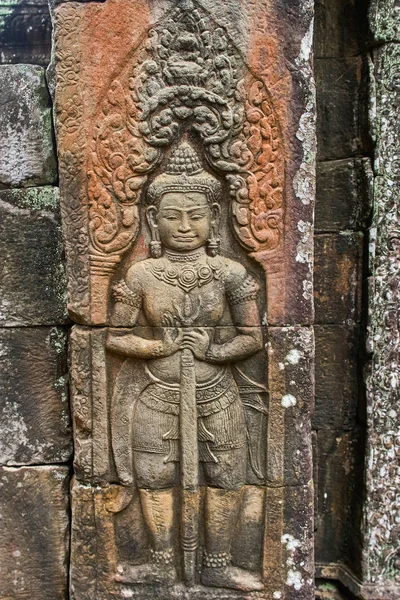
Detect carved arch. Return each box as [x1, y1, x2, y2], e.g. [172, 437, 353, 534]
[87, 0, 284, 279]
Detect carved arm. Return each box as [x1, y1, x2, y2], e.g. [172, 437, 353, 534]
[206, 325, 263, 364]
[106, 328, 181, 359]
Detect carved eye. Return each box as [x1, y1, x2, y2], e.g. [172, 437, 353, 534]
[190, 213, 206, 220]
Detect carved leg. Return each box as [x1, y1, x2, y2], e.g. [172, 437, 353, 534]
[201, 487, 264, 592]
[115, 488, 177, 586]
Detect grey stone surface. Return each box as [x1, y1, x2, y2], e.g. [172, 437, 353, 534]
[369, 0, 400, 43]
[0, 64, 57, 187]
[267, 327, 315, 487]
[316, 57, 367, 161]
[314, 0, 362, 58]
[0, 327, 72, 466]
[362, 40, 400, 593]
[314, 233, 363, 325]
[0, 465, 70, 600]
[313, 325, 360, 431]
[316, 159, 372, 232]
[0, 0, 51, 66]
[0, 186, 68, 325]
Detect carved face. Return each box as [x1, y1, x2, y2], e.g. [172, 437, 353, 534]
[152, 191, 213, 252]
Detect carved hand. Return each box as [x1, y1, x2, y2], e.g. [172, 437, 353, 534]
[181, 328, 210, 361]
[162, 327, 183, 357]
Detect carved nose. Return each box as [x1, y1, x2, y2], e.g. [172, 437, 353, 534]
[178, 214, 191, 232]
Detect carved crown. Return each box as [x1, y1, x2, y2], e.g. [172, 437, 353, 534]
[147, 142, 222, 205]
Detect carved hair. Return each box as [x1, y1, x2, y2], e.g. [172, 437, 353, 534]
[147, 142, 222, 206]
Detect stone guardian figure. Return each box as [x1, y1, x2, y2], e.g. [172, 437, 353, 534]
[106, 141, 264, 592]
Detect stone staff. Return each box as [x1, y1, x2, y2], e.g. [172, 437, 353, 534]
[180, 346, 200, 586]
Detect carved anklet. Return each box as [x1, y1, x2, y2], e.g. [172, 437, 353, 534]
[202, 550, 231, 568]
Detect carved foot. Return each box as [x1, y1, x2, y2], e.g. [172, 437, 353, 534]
[115, 562, 177, 586]
[201, 565, 264, 592]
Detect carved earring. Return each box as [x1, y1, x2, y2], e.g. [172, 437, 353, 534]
[207, 222, 220, 257]
[147, 207, 162, 258]
[149, 226, 162, 258]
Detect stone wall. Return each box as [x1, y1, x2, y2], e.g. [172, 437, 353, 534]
[0, 17, 71, 600]
[0, 1, 398, 599]
[313, 0, 372, 590]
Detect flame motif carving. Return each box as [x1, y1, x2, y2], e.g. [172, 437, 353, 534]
[88, 1, 284, 268]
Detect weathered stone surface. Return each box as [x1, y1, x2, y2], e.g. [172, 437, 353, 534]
[266, 327, 314, 486]
[314, 429, 363, 567]
[0, 327, 72, 466]
[314, 0, 363, 58]
[0, 465, 70, 600]
[362, 39, 400, 594]
[372, 44, 400, 180]
[369, 0, 400, 43]
[313, 325, 360, 431]
[314, 233, 363, 325]
[280, 483, 314, 600]
[0, 0, 51, 66]
[315, 159, 372, 232]
[0, 65, 57, 187]
[315, 581, 350, 599]
[316, 57, 366, 161]
[0, 187, 67, 325]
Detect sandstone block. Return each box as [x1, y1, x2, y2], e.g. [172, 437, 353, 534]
[0, 65, 57, 187]
[0, 187, 67, 325]
[264, 483, 314, 600]
[314, 429, 364, 568]
[314, 233, 363, 325]
[316, 159, 372, 232]
[314, 0, 363, 58]
[313, 325, 360, 431]
[266, 327, 315, 486]
[0, 327, 72, 466]
[70, 325, 270, 485]
[0, 465, 70, 600]
[316, 57, 367, 161]
[0, 0, 51, 66]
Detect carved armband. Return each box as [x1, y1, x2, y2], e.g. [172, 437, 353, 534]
[112, 281, 141, 309]
[227, 275, 260, 306]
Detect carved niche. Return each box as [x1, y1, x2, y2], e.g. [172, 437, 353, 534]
[85, 4, 284, 323]
[56, 1, 315, 599]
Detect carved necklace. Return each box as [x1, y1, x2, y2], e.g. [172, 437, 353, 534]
[149, 252, 223, 293]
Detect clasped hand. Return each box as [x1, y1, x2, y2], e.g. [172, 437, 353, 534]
[162, 326, 210, 360]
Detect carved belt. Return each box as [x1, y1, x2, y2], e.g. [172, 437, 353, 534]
[139, 367, 237, 417]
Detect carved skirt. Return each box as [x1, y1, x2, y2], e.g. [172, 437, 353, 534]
[131, 367, 247, 463]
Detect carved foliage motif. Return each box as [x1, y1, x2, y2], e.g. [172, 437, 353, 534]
[55, 5, 90, 314]
[88, 1, 284, 271]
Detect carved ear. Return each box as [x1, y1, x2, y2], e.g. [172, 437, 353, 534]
[146, 205, 158, 230]
[211, 203, 221, 228]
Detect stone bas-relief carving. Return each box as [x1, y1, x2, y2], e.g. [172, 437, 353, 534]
[55, 0, 315, 598]
[106, 143, 266, 592]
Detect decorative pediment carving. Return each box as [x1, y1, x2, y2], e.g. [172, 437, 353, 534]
[88, 1, 284, 278]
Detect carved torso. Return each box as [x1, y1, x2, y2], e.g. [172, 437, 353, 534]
[115, 251, 258, 328]
[112, 250, 259, 384]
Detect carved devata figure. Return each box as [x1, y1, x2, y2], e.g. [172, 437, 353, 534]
[107, 142, 266, 591]
[84, 2, 285, 592]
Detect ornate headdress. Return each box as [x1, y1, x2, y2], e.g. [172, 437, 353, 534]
[146, 142, 221, 257]
[147, 142, 222, 206]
